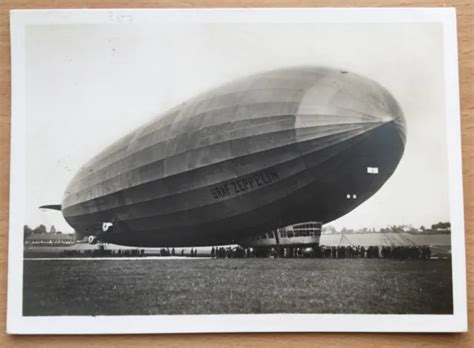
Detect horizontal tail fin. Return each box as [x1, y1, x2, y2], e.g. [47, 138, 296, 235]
[39, 204, 62, 211]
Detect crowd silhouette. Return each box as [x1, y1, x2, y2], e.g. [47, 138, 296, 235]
[58, 244, 433, 260]
[210, 245, 432, 260]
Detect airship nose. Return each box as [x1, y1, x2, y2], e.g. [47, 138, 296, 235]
[379, 115, 393, 123]
[373, 111, 406, 146]
[295, 71, 406, 146]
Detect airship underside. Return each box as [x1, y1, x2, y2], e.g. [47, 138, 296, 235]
[60, 67, 406, 247]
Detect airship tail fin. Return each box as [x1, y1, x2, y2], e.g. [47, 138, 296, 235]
[39, 204, 62, 211]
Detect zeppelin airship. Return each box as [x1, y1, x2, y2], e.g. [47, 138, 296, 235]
[44, 67, 406, 247]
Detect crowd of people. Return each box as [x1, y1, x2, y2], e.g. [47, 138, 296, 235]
[210, 245, 433, 260]
[212, 247, 250, 259]
[158, 248, 199, 257]
[61, 248, 145, 257]
[56, 244, 432, 260]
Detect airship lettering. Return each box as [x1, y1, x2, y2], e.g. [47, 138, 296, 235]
[211, 169, 280, 199]
[211, 184, 232, 199]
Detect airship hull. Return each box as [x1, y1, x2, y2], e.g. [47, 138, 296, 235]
[61, 67, 406, 247]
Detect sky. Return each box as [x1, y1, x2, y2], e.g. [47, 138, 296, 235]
[24, 21, 449, 233]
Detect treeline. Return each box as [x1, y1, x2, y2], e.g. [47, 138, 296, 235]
[23, 224, 63, 242]
[323, 222, 451, 235]
[431, 222, 451, 230]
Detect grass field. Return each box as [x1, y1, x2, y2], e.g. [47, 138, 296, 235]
[23, 258, 453, 316]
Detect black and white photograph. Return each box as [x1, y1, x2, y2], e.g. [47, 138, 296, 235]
[7, 8, 467, 334]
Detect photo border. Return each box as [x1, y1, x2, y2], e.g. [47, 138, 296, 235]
[7, 7, 467, 334]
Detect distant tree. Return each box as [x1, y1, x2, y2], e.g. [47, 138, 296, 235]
[23, 225, 33, 242]
[49, 225, 56, 234]
[420, 225, 425, 231]
[388, 225, 403, 233]
[33, 224, 47, 234]
[354, 227, 366, 234]
[431, 222, 451, 230]
[322, 225, 338, 235]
